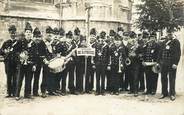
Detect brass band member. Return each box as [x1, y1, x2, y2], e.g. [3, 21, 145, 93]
[94, 31, 109, 95]
[32, 27, 46, 96]
[158, 31, 181, 101]
[105, 30, 116, 92]
[142, 32, 159, 95]
[1, 25, 18, 97]
[41, 26, 53, 97]
[85, 28, 97, 93]
[126, 31, 140, 97]
[15, 22, 37, 100]
[109, 32, 126, 95]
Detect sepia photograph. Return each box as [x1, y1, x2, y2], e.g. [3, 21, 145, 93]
[0, 0, 184, 115]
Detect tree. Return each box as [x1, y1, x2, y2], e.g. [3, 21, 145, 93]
[136, 0, 184, 33]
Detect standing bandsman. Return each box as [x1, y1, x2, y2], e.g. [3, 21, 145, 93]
[66, 31, 78, 95]
[126, 31, 141, 97]
[105, 30, 115, 92]
[15, 22, 37, 100]
[94, 31, 109, 95]
[142, 32, 159, 95]
[32, 27, 46, 96]
[1, 25, 18, 97]
[75, 35, 87, 94]
[85, 28, 97, 93]
[109, 32, 126, 95]
[158, 31, 181, 101]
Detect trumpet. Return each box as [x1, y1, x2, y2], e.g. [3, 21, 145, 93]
[118, 53, 124, 73]
[107, 56, 111, 71]
[125, 58, 131, 66]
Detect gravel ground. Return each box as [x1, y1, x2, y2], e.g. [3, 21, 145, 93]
[0, 61, 184, 115]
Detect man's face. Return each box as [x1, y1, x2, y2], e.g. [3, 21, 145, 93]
[167, 33, 173, 40]
[25, 30, 32, 41]
[98, 38, 104, 44]
[114, 40, 121, 47]
[118, 31, 123, 37]
[10, 32, 16, 39]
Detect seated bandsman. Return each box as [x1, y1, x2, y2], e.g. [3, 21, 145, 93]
[142, 32, 159, 95]
[109, 32, 126, 95]
[15, 22, 37, 100]
[94, 31, 109, 95]
[1, 25, 19, 97]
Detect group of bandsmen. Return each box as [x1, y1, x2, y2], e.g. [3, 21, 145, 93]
[0, 22, 181, 101]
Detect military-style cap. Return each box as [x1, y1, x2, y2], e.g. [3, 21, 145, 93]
[100, 31, 106, 39]
[53, 27, 59, 35]
[33, 27, 42, 37]
[117, 27, 124, 32]
[25, 22, 33, 32]
[59, 27, 65, 36]
[123, 32, 129, 37]
[74, 27, 80, 35]
[8, 25, 17, 34]
[142, 31, 149, 38]
[109, 30, 116, 36]
[90, 28, 97, 36]
[129, 31, 137, 38]
[46, 26, 53, 34]
[66, 31, 73, 38]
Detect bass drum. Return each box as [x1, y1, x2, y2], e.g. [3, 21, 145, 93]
[48, 57, 65, 73]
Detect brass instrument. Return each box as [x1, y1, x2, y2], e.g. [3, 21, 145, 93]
[19, 50, 29, 65]
[107, 56, 111, 71]
[125, 58, 131, 66]
[152, 63, 161, 73]
[118, 53, 124, 73]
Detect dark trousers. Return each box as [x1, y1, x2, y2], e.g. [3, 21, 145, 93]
[111, 66, 120, 93]
[106, 70, 112, 91]
[47, 72, 56, 93]
[128, 64, 140, 94]
[76, 62, 85, 92]
[139, 65, 145, 91]
[161, 65, 176, 96]
[41, 65, 49, 94]
[4, 61, 17, 96]
[85, 64, 94, 92]
[32, 63, 42, 95]
[96, 64, 106, 93]
[55, 68, 68, 92]
[123, 67, 130, 90]
[144, 66, 158, 93]
[16, 64, 33, 97]
[68, 63, 76, 92]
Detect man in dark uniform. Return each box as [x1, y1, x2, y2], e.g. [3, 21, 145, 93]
[85, 28, 96, 93]
[126, 31, 141, 97]
[75, 35, 87, 94]
[142, 32, 159, 95]
[158, 31, 181, 101]
[15, 22, 37, 100]
[32, 27, 46, 96]
[109, 32, 126, 95]
[105, 30, 116, 92]
[1, 25, 18, 97]
[93, 31, 109, 95]
[41, 26, 53, 97]
[66, 31, 78, 95]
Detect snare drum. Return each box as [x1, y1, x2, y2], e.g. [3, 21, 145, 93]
[48, 57, 65, 73]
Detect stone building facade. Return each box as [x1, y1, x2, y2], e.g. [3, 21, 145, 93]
[0, 0, 133, 40]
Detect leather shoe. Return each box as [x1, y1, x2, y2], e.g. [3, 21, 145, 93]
[159, 95, 167, 99]
[170, 96, 176, 101]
